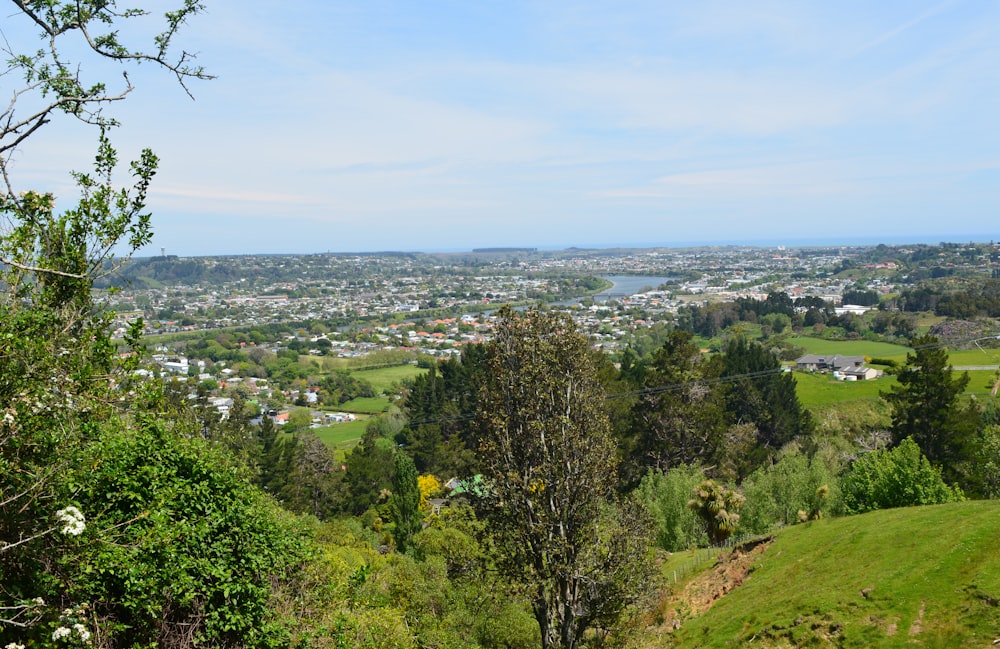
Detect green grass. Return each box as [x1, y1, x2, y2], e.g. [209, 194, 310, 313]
[788, 337, 912, 360]
[311, 418, 369, 452]
[963, 370, 1000, 398]
[667, 501, 1000, 648]
[947, 349, 1000, 367]
[351, 364, 427, 393]
[338, 396, 391, 414]
[794, 371, 897, 408]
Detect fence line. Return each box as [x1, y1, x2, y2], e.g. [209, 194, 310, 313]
[669, 530, 776, 584]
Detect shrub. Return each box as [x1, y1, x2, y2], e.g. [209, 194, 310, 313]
[741, 446, 841, 534]
[635, 466, 708, 551]
[841, 437, 964, 514]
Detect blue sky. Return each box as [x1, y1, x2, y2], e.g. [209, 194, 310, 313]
[6, 1, 1000, 255]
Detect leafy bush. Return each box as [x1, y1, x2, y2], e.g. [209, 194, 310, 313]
[841, 437, 964, 514]
[59, 419, 308, 648]
[740, 447, 841, 534]
[635, 466, 708, 551]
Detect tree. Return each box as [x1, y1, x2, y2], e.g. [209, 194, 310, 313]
[688, 479, 745, 545]
[841, 438, 964, 514]
[718, 337, 813, 472]
[390, 451, 422, 552]
[476, 308, 653, 649]
[882, 335, 978, 485]
[624, 330, 728, 487]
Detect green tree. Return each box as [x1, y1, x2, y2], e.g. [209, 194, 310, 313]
[688, 479, 745, 545]
[635, 466, 709, 551]
[882, 335, 978, 485]
[841, 437, 964, 514]
[390, 451, 422, 552]
[624, 330, 728, 487]
[476, 308, 653, 649]
[719, 337, 813, 472]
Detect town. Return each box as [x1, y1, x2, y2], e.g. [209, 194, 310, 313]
[97, 241, 1000, 422]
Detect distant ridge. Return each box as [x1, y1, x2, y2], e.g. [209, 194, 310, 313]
[472, 247, 538, 253]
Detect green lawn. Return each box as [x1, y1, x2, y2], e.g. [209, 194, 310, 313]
[795, 367, 995, 407]
[352, 364, 427, 393]
[794, 371, 896, 409]
[788, 337, 911, 360]
[338, 396, 391, 414]
[946, 348, 1000, 367]
[311, 418, 369, 452]
[667, 500, 1000, 648]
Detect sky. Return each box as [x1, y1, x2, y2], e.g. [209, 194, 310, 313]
[3, 1, 1000, 256]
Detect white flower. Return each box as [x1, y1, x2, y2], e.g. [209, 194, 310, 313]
[55, 506, 86, 536]
[62, 608, 74, 617]
[6, 642, 26, 649]
[73, 623, 91, 642]
[52, 626, 71, 640]
[33, 597, 44, 605]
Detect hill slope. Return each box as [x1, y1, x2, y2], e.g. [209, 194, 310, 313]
[663, 501, 1000, 648]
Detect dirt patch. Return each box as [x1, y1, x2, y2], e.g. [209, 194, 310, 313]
[659, 537, 773, 630]
[908, 601, 925, 636]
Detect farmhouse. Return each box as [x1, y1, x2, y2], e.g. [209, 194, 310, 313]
[795, 354, 882, 380]
[795, 354, 866, 372]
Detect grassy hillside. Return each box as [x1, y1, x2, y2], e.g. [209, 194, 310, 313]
[662, 501, 1000, 648]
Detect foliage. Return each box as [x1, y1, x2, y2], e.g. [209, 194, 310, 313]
[688, 480, 745, 545]
[719, 337, 814, 471]
[344, 428, 397, 516]
[417, 474, 443, 511]
[882, 335, 978, 486]
[400, 352, 484, 477]
[0, 3, 214, 642]
[623, 331, 728, 487]
[841, 438, 964, 514]
[390, 452, 422, 553]
[476, 308, 654, 649]
[635, 466, 709, 551]
[740, 446, 841, 534]
[970, 425, 1000, 499]
[54, 418, 308, 648]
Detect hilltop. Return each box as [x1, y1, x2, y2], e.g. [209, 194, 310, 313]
[656, 501, 1000, 648]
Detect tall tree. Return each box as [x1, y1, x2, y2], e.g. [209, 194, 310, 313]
[883, 335, 978, 485]
[476, 308, 653, 649]
[624, 330, 728, 487]
[390, 451, 422, 553]
[718, 337, 813, 471]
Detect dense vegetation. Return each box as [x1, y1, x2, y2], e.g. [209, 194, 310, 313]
[4, 4, 1000, 649]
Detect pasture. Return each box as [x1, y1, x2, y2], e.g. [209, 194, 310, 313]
[338, 396, 391, 414]
[787, 337, 911, 360]
[352, 364, 427, 393]
[793, 371, 895, 409]
[311, 418, 369, 454]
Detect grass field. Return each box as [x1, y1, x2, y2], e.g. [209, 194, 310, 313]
[788, 337, 912, 360]
[946, 348, 1000, 367]
[665, 500, 1000, 648]
[338, 396, 391, 414]
[794, 371, 896, 408]
[311, 418, 369, 453]
[352, 364, 427, 393]
[795, 368, 997, 407]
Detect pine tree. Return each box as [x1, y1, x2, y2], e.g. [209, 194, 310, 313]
[883, 335, 977, 485]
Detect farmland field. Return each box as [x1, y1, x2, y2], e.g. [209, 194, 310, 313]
[338, 396, 391, 414]
[787, 337, 911, 360]
[312, 418, 368, 451]
[946, 348, 1000, 367]
[794, 371, 896, 408]
[352, 364, 427, 393]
